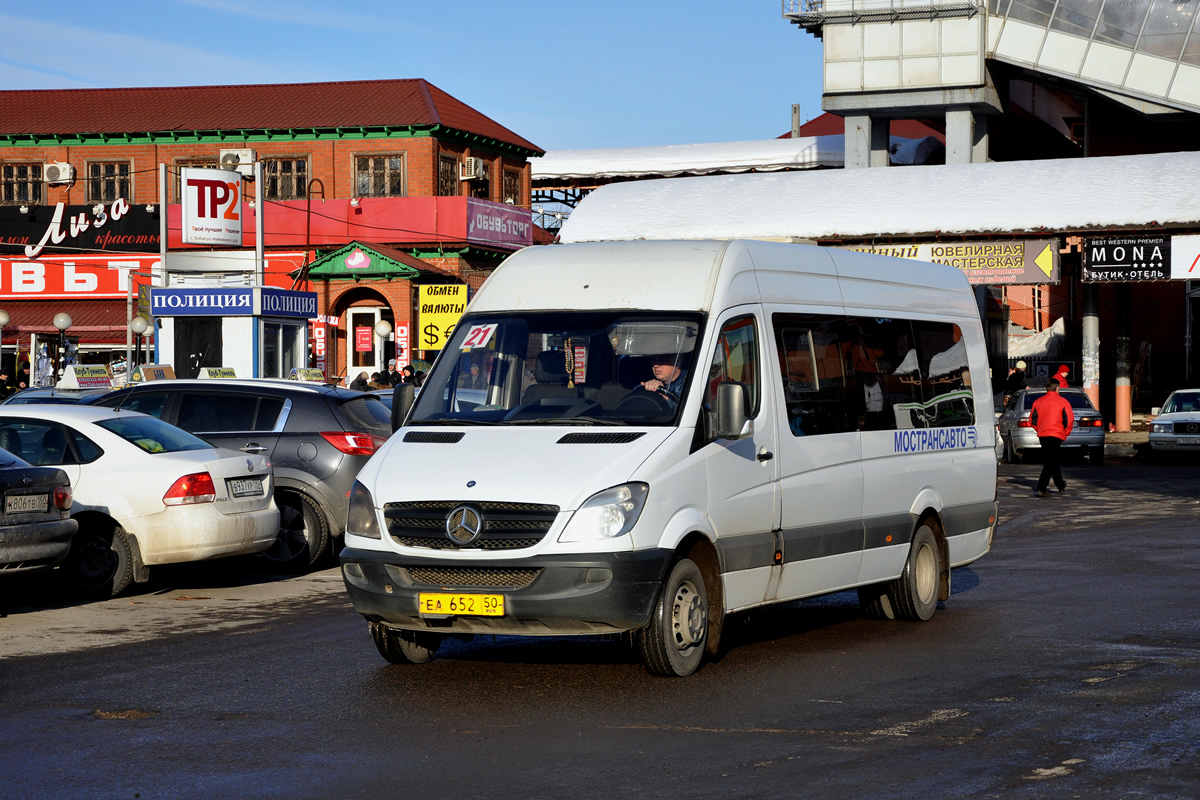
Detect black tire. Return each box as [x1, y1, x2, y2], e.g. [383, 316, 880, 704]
[66, 522, 134, 598]
[887, 525, 940, 621]
[636, 558, 708, 677]
[1004, 435, 1022, 464]
[857, 584, 896, 620]
[264, 492, 329, 572]
[369, 622, 441, 665]
[1090, 445, 1105, 465]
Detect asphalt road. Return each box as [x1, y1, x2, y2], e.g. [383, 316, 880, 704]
[2, 456, 1199, 799]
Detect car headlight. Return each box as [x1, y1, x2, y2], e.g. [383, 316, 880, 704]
[346, 480, 382, 539]
[559, 483, 649, 542]
[1151, 422, 1171, 434]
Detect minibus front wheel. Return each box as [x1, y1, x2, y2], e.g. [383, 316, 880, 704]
[637, 557, 708, 677]
[369, 621, 442, 664]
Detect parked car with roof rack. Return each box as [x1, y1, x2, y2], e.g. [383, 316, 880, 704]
[996, 386, 1106, 464]
[0, 444, 76, 576]
[92, 379, 392, 571]
[0, 406, 276, 597]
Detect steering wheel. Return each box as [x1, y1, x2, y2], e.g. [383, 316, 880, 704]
[615, 390, 673, 415]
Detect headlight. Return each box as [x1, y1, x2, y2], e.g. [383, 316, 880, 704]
[346, 480, 382, 539]
[1151, 422, 1171, 434]
[559, 483, 649, 543]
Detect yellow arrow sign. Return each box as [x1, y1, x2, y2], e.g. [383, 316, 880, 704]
[1034, 243, 1055, 278]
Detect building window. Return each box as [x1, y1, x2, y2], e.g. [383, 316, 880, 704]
[88, 161, 131, 203]
[469, 158, 492, 200]
[502, 168, 522, 205]
[438, 155, 460, 196]
[262, 158, 308, 200]
[1, 163, 42, 205]
[173, 159, 220, 202]
[355, 155, 406, 197]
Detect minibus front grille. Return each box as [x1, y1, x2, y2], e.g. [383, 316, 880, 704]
[383, 500, 559, 551]
[404, 566, 541, 589]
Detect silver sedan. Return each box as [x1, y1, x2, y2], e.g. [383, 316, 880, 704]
[997, 388, 1106, 464]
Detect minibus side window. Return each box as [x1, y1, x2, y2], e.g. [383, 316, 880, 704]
[706, 315, 760, 422]
[772, 314, 856, 437]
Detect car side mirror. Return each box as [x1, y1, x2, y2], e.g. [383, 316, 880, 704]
[713, 381, 753, 440]
[1151, 406, 1161, 416]
[391, 383, 415, 432]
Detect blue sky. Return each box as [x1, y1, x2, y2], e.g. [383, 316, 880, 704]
[0, 1, 825, 151]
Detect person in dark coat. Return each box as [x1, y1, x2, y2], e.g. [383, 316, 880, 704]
[1031, 379, 1075, 497]
[349, 371, 370, 391]
[1004, 360, 1027, 399]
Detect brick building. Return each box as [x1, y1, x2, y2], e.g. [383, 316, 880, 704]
[0, 79, 542, 382]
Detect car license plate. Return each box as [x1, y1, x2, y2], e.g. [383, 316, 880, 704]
[1179, 438, 1200, 446]
[5, 493, 48, 514]
[418, 592, 505, 617]
[227, 477, 264, 498]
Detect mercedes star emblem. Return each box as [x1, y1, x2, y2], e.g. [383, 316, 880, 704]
[445, 504, 484, 546]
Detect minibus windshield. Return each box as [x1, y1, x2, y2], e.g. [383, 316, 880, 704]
[409, 311, 703, 426]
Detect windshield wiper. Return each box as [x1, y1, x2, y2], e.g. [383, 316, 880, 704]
[508, 416, 623, 426]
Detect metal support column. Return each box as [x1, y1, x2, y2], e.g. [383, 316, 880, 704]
[1114, 285, 1132, 431]
[1082, 283, 1100, 410]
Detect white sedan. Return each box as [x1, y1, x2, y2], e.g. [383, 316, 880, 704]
[0, 406, 278, 597]
[1149, 389, 1200, 454]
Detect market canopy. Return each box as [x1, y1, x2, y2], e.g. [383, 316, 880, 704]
[301, 242, 425, 281]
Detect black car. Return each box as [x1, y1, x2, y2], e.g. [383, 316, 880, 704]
[2, 387, 113, 405]
[92, 379, 392, 571]
[0, 444, 76, 575]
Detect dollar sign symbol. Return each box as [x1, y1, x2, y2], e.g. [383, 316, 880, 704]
[423, 323, 440, 346]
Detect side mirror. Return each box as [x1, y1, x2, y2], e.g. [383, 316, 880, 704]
[391, 383, 415, 432]
[713, 381, 753, 440]
[1151, 406, 1161, 416]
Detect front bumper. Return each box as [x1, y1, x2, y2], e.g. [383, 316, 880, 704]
[340, 546, 674, 636]
[1149, 433, 1200, 451]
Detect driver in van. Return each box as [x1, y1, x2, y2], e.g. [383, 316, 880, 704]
[638, 353, 687, 409]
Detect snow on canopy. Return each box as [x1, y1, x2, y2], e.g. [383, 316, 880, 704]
[558, 150, 1200, 243]
[531, 136, 846, 179]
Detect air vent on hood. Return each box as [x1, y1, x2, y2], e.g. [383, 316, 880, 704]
[403, 431, 465, 443]
[557, 432, 646, 444]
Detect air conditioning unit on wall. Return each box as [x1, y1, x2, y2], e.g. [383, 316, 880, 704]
[44, 162, 75, 184]
[219, 148, 256, 176]
[460, 157, 488, 181]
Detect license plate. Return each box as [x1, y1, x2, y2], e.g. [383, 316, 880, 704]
[418, 592, 505, 617]
[6, 493, 48, 514]
[1179, 438, 1200, 446]
[227, 477, 264, 498]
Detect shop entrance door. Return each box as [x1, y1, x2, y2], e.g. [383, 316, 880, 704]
[345, 308, 384, 385]
[174, 318, 223, 379]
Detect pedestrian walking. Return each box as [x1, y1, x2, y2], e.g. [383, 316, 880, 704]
[1052, 364, 1070, 388]
[1030, 379, 1075, 497]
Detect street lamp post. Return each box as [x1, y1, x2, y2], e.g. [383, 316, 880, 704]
[374, 319, 393, 374]
[52, 312, 72, 386]
[0, 309, 9, 380]
[130, 316, 150, 375]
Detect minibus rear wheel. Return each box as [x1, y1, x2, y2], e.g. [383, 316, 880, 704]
[369, 621, 441, 664]
[889, 525, 940, 621]
[637, 558, 708, 677]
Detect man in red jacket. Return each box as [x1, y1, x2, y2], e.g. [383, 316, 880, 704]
[1030, 379, 1075, 497]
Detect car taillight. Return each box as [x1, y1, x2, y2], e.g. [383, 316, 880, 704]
[53, 485, 72, 511]
[321, 431, 386, 456]
[1018, 416, 1033, 428]
[1082, 418, 1105, 427]
[163, 472, 216, 505]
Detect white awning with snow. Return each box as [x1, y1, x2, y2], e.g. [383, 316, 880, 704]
[557, 151, 1200, 242]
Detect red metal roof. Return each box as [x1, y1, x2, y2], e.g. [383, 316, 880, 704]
[780, 112, 945, 143]
[0, 79, 542, 154]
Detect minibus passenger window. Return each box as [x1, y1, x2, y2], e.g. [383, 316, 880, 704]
[773, 315, 856, 437]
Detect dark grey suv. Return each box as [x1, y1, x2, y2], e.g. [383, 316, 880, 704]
[92, 379, 392, 571]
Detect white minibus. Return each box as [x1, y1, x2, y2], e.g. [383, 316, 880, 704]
[341, 239, 997, 676]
